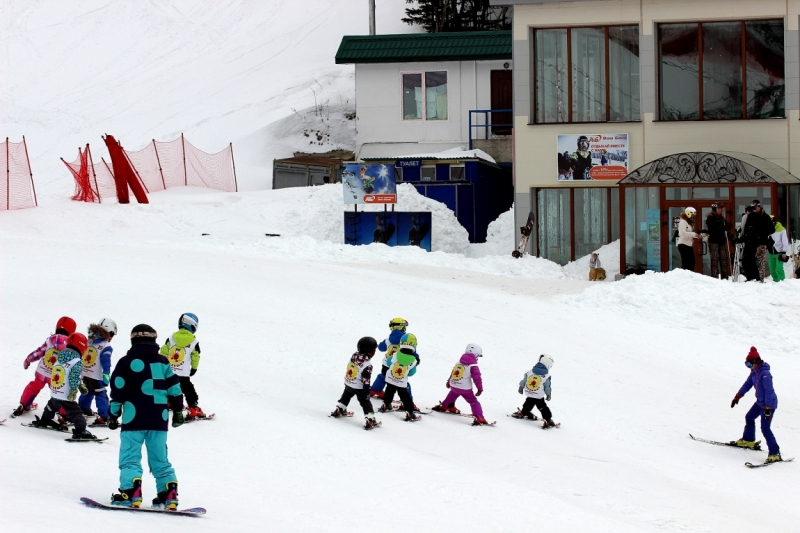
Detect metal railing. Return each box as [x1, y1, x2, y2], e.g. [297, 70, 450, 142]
[468, 109, 513, 149]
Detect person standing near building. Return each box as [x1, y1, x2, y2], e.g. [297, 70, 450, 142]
[741, 200, 773, 282]
[705, 204, 730, 279]
[677, 207, 699, 271]
[768, 215, 789, 282]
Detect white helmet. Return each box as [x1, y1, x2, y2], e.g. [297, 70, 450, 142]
[684, 207, 696, 217]
[539, 354, 554, 370]
[464, 343, 482, 357]
[97, 318, 118, 336]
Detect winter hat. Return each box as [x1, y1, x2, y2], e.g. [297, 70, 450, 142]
[464, 343, 483, 357]
[130, 324, 158, 345]
[745, 346, 761, 364]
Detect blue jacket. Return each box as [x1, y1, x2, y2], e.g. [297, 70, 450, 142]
[738, 362, 778, 409]
[90, 338, 113, 385]
[109, 342, 183, 432]
[519, 362, 551, 397]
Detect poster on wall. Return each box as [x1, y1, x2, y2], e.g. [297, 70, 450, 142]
[557, 133, 629, 181]
[343, 212, 432, 252]
[342, 164, 397, 204]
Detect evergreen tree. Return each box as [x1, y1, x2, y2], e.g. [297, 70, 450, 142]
[403, 1, 511, 33]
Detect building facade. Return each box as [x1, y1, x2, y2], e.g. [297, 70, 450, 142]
[496, 0, 800, 275]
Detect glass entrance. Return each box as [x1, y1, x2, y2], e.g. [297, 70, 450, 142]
[668, 203, 732, 276]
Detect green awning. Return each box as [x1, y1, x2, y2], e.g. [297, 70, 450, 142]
[335, 31, 512, 64]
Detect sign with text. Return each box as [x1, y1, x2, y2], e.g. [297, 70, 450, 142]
[343, 164, 397, 204]
[557, 133, 629, 181]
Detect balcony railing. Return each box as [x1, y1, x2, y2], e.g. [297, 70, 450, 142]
[468, 109, 513, 150]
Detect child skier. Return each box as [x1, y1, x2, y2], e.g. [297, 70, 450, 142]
[109, 324, 184, 509]
[33, 332, 98, 440]
[79, 318, 117, 426]
[330, 336, 380, 429]
[730, 347, 782, 463]
[512, 354, 558, 428]
[432, 343, 489, 425]
[160, 313, 204, 418]
[379, 333, 420, 421]
[12, 316, 76, 417]
[369, 317, 408, 399]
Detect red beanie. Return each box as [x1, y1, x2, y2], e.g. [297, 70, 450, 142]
[745, 346, 761, 363]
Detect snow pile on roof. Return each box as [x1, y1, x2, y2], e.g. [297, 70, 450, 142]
[376, 146, 497, 164]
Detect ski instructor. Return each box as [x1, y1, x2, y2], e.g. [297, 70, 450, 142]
[108, 324, 185, 509]
[730, 347, 782, 463]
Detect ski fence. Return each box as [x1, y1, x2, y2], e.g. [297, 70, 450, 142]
[1, 137, 38, 211]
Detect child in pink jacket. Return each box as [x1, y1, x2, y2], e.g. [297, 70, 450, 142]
[432, 343, 488, 425]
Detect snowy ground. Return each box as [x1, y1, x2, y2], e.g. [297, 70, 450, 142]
[2, 186, 800, 533]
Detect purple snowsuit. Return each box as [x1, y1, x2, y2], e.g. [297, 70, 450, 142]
[441, 353, 484, 418]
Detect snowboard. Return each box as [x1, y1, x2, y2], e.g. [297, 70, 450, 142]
[80, 497, 206, 517]
[10, 403, 38, 418]
[689, 434, 763, 451]
[745, 458, 794, 468]
[512, 211, 536, 258]
[66, 437, 108, 443]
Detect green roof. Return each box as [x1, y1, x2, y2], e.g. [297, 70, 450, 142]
[335, 31, 512, 64]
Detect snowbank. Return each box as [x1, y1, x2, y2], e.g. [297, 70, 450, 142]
[563, 240, 620, 281]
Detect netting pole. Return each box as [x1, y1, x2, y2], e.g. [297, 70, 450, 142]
[181, 133, 187, 186]
[152, 139, 167, 190]
[23, 136, 37, 207]
[102, 158, 114, 180]
[6, 137, 11, 210]
[87, 144, 101, 202]
[230, 143, 238, 192]
[123, 148, 150, 194]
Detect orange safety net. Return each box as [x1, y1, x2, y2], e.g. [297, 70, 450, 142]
[1, 137, 38, 210]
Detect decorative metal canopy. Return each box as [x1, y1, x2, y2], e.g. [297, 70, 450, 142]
[619, 152, 800, 185]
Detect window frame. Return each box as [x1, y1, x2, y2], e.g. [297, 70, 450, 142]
[449, 165, 466, 181]
[399, 70, 450, 122]
[532, 24, 641, 125]
[420, 165, 437, 181]
[656, 19, 785, 121]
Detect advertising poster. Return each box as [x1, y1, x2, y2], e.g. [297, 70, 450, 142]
[343, 212, 431, 252]
[396, 212, 432, 252]
[557, 133, 629, 181]
[343, 164, 397, 204]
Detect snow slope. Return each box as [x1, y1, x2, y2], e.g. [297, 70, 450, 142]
[2, 187, 800, 533]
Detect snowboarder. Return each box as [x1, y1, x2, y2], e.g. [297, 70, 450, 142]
[13, 316, 76, 417]
[330, 336, 380, 429]
[432, 343, 488, 425]
[370, 317, 408, 399]
[79, 319, 117, 426]
[730, 347, 782, 463]
[159, 313, 205, 419]
[33, 332, 98, 440]
[108, 324, 184, 509]
[379, 333, 420, 421]
[511, 354, 557, 428]
[571, 135, 593, 180]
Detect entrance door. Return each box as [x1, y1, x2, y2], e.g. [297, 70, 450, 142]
[667, 203, 732, 276]
[490, 70, 512, 136]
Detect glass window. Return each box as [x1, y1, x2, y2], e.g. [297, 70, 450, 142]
[789, 185, 800, 240]
[449, 166, 465, 181]
[746, 21, 785, 118]
[395, 167, 403, 182]
[610, 188, 620, 242]
[659, 20, 784, 120]
[659, 24, 699, 120]
[571, 28, 606, 122]
[425, 72, 448, 120]
[535, 26, 639, 123]
[538, 188, 571, 265]
[609, 26, 640, 121]
[693, 187, 730, 200]
[734, 186, 772, 233]
[574, 188, 608, 258]
[421, 166, 436, 181]
[624, 186, 660, 272]
[535, 29, 568, 123]
[665, 187, 691, 201]
[402, 74, 422, 120]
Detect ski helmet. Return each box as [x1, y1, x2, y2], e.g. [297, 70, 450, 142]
[130, 324, 158, 345]
[464, 343, 483, 357]
[97, 318, 118, 337]
[389, 317, 408, 331]
[357, 336, 378, 354]
[55, 316, 77, 336]
[179, 313, 199, 333]
[538, 354, 554, 370]
[684, 207, 696, 218]
[399, 333, 417, 354]
[67, 333, 89, 356]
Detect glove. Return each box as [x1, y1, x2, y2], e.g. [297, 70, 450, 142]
[546, 394, 551, 401]
[190, 368, 197, 377]
[102, 374, 110, 386]
[67, 390, 78, 402]
[23, 358, 30, 370]
[78, 381, 89, 395]
[518, 386, 523, 395]
[172, 410, 184, 428]
[764, 406, 773, 420]
[445, 381, 450, 389]
[731, 393, 742, 408]
[108, 416, 119, 430]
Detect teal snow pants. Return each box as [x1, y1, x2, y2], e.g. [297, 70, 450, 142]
[119, 430, 177, 492]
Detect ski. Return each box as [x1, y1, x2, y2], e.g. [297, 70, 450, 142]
[745, 458, 794, 468]
[329, 411, 354, 418]
[689, 434, 763, 451]
[429, 405, 475, 418]
[542, 422, 560, 429]
[364, 421, 382, 431]
[10, 403, 38, 418]
[65, 437, 108, 443]
[22, 422, 69, 433]
[472, 420, 497, 427]
[512, 211, 536, 258]
[80, 497, 206, 517]
[183, 413, 215, 424]
[0, 419, 6, 424]
[507, 413, 539, 421]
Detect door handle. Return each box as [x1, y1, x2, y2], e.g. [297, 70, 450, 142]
[702, 241, 708, 256]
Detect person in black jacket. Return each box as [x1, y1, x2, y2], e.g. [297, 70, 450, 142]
[331, 337, 379, 429]
[108, 324, 184, 509]
[740, 200, 773, 281]
[705, 203, 731, 279]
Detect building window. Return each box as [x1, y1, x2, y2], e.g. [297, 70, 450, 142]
[395, 167, 403, 182]
[450, 165, 465, 181]
[538, 188, 571, 265]
[574, 188, 608, 259]
[534, 26, 640, 123]
[402, 71, 448, 120]
[421, 166, 436, 181]
[658, 20, 784, 120]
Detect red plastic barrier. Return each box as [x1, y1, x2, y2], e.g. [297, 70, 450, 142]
[104, 135, 149, 204]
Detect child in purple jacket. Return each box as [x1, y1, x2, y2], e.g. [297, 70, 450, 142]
[432, 343, 488, 425]
[730, 346, 782, 463]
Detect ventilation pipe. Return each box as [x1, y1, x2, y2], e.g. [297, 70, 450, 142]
[369, 0, 376, 35]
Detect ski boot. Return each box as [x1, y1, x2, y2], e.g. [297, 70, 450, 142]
[187, 407, 205, 420]
[412, 404, 422, 413]
[152, 481, 179, 510]
[369, 390, 384, 399]
[330, 406, 348, 418]
[111, 478, 142, 508]
[90, 417, 108, 427]
[732, 439, 761, 450]
[766, 453, 783, 464]
[72, 428, 98, 440]
[404, 412, 421, 422]
[432, 403, 460, 414]
[377, 404, 392, 413]
[81, 407, 95, 417]
[472, 417, 490, 426]
[542, 419, 559, 429]
[364, 415, 379, 430]
[11, 404, 25, 417]
[510, 409, 538, 421]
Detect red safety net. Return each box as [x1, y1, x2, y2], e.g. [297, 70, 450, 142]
[1, 137, 38, 211]
[63, 145, 117, 203]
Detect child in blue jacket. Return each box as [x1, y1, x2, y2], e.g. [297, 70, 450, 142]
[79, 319, 117, 426]
[731, 346, 782, 463]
